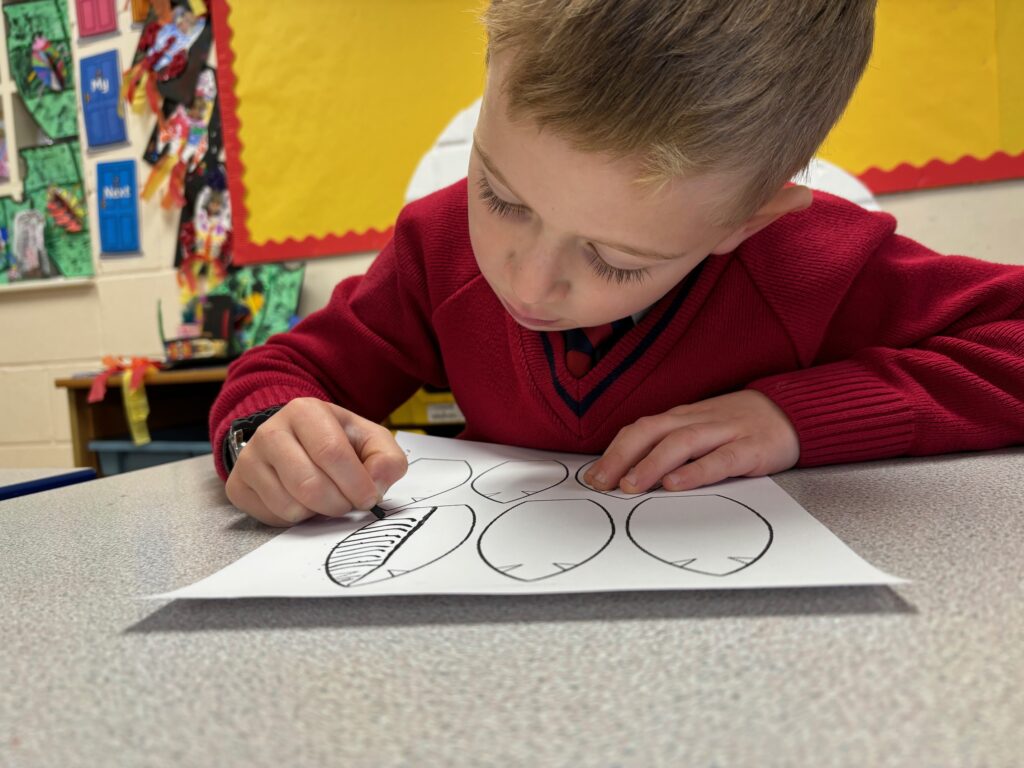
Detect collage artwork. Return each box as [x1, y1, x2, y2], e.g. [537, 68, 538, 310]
[1, 0, 301, 364]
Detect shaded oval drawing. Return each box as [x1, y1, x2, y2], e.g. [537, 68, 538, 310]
[375, 458, 472, 512]
[626, 495, 772, 576]
[478, 499, 613, 581]
[325, 504, 475, 587]
[471, 460, 569, 503]
[575, 458, 660, 499]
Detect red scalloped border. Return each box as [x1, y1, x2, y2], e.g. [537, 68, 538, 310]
[212, 0, 1023, 263]
[210, 0, 393, 266]
[859, 151, 1024, 194]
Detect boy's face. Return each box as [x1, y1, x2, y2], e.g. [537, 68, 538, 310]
[468, 54, 749, 331]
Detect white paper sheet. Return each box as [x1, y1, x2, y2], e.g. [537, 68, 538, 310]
[157, 433, 904, 599]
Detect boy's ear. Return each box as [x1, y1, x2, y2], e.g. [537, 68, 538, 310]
[709, 185, 813, 255]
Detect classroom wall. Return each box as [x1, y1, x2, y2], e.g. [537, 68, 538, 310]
[0, 0, 379, 469]
[0, 5, 180, 466]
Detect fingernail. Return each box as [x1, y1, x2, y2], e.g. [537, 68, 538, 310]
[361, 493, 379, 511]
[623, 471, 638, 490]
[374, 478, 388, 499]
[664, 473, 680, 489]
[589, 470, 606, 487]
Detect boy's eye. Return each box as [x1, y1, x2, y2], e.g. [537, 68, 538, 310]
[476, 174, 647, 286]
[585, 245, 649, 286]
[477, 176, 530, 219]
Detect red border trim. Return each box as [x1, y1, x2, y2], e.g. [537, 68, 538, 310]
[860, 150, 1024, 195]
[210, 0, 393, 265]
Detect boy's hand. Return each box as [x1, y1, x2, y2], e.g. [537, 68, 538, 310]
[585, 390, 799, 494]
[225, 398, 408, 527]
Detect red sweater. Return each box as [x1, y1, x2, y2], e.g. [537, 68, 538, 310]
[210, 179, 1024, 480]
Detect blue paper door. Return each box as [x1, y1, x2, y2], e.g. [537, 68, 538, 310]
[80, 51, 126, 147]
[97, 161, 140, 253]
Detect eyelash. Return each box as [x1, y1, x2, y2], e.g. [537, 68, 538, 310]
[477, 176, 529, 219]
[584, 249, 649, 285]
[476, 175, 649, 286]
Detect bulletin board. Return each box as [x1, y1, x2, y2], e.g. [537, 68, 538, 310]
[213, 0, 1024, 265]
[821, 0, 1024, 193]
[210, 0, 487, 264]
[0, 0, 93, 285]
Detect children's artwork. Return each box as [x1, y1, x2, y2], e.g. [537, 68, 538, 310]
[0, 1, 93, 285]
[8, 210, 53, 280]
[158, 433, 904, 599]
[206, 263, 303, 354]
[75, 0, 117, 38]
[29, 32, 69, 93]
[46, 185, 85, 232]
[130, 0, 151, 25]
[0, 142, 93, 283]
[96, 160, 140, 253]
[122, 0, 211, 120]
[3, 0, 78, 139]
[176, 167, 230, 294]
[80, 51, 127, 147]
[141, 67, 217, 208]
[0, 121, 9, 182]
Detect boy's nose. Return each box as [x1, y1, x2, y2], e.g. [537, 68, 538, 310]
[508, 247, 567, 305]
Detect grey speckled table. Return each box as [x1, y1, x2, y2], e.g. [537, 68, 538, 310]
[2, 451, 1022, 768]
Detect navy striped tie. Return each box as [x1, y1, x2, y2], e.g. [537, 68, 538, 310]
[563, 317, 633, 378]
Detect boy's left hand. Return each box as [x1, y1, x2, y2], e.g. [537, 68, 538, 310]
[585, 390, 800, 493]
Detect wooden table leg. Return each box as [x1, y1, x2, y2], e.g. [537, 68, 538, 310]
[66, 388, 101, 473]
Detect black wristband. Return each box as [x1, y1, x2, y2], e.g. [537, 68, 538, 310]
[223, 404, 285, 473]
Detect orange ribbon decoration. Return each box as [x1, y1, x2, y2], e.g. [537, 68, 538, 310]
[87, 356, 164, 404]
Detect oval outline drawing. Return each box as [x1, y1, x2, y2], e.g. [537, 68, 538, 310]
[477, 498, 614, 582]
[325, 504, 476, 587]
[574, 458, 660, 499]
[626, 494, 773, 577]
[376, 458, 473, 513]
[471, 459, 569, 503]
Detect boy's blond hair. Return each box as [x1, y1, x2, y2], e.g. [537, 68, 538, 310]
[483, 0, 876, 223]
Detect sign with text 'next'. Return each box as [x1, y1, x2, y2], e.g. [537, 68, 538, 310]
[96, 160, 140, 254]
[80, 51, 126, 148]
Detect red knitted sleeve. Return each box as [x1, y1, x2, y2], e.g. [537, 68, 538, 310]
[745, 197, 1024, 467]
[208, 205, 448, 480]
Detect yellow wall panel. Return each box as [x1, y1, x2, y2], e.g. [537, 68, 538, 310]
[227, 0, 486, 247]
[217, 0, 1024, 262]
[821, 0, 1023, 175]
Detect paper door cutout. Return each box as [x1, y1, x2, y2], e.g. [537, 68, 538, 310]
[158, 433, 904, 599]
[96, 160, 140, 253]
[75, 0, 117, 37]
[80, 51, 127, 147]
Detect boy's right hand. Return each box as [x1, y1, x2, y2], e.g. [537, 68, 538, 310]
[224, 398, 408, 527]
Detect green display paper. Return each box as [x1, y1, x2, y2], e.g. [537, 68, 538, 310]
[21, 143, 92, 278]
[209, 264, 305, 352]
[4, 0, 78, 140]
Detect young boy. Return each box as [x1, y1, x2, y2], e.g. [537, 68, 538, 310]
[212, 0, 1024, 527]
